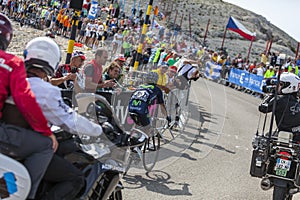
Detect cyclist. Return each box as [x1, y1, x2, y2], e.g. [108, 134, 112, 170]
[128, 72, 169, 137]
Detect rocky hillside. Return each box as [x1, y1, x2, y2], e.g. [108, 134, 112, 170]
[124, 0, 297, 60]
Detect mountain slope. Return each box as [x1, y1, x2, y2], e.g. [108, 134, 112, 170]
[126, 0, 297, 60]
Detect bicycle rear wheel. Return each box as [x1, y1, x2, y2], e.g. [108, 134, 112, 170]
[142, 133, 160, 172]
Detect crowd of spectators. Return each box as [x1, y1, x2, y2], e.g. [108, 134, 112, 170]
[203, 48, 300, 80]
[5, 0, 299, 98]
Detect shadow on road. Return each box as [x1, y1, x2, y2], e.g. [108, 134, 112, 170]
[124, 170, 192, 197]
[189, 101, 236, 155]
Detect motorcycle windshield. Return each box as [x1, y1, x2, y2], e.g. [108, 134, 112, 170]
[75, 93, 130, 172]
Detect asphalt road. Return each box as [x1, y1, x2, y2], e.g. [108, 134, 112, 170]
[122, 78, 300, 200]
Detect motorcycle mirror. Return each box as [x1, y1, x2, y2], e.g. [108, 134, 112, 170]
[86, 103, 96, 116]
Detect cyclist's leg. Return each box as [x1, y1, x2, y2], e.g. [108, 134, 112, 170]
[134, 114, 152, 137]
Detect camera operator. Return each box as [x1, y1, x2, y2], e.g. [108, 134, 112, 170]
[259, 72, 300, 140]
[50, 51, 86, 89]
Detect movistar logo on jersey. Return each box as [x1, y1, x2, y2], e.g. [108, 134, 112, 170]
[132, 99, 141, 106]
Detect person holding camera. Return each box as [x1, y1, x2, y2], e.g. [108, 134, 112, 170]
[259, 72, 300, 140]
[50, 51, 86, 89]
[101, 61, 122, 91]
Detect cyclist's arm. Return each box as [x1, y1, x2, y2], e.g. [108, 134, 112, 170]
[159, 103, 168, 116]
[156, 87, 168, 116]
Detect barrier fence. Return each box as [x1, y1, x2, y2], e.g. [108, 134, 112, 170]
[228, 68, 264, 94]
[204, 61, 265, 94]
[110, 86, 191, 132]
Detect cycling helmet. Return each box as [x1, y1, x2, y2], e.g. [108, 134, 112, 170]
[145, 72, 159, 84]
[279, 72, 300, 94]
[24, 37, 61, 76]
[0, 13, 13, 50]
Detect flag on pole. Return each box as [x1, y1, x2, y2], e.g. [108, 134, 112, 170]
[204, 61, 222, 80]
[88, 0, 98, 19]
[226, 16, 256, 41]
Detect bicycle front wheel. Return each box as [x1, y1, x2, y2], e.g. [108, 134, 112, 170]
[142, 134, 160, 172]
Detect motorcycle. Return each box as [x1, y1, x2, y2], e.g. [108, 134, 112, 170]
[0, 93, 144, 200]
[251, 130, 300, 200]
[0, 153, 31, 199]
[250, 86, 300, 200]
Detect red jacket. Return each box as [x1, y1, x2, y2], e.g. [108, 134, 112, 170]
[0, 50, 52, 136]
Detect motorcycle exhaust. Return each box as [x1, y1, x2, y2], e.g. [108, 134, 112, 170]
[101, 173, 121, 200]
[260, 178, 273, 190]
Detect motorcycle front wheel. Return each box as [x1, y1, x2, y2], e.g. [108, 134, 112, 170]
[109, 190, 122, 200]
[273, 185, 293, 200]
[88, 172, 121, 200]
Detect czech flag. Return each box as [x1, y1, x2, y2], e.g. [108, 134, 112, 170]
[226, 16, 256, 41]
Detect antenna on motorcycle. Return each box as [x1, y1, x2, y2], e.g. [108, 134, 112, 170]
[267, 68, 282, 151]
[256, 112, 268, 136]
[261, 113, 268, 135]
[255, 113, 262, 136]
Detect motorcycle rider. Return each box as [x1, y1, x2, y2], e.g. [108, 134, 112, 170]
[22, 37, 112, 199]
[259, 72, 300, 141]
[0, 13, 58, 199]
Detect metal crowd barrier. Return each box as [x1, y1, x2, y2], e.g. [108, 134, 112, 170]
[110, 85, 191, 133]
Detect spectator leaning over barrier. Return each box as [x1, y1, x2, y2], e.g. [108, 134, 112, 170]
[218, 55, 227, 79]
[264, 65, 275, 79]
[166, 65, 179, 90]
[270, 52, 277, 67]
[101, 62, 122, 92]
[174, 58, 201, 90]
[256, 62, 265, 77]
[222, 55, 232, 78]
[152, 63, 169, 93]
[167, 51, 179, 66]
[114, 54, 126, 69]
[211, 52, 218, 63]
[289, 65, 298, 76]
[287, 62, 299, 76]
[235, 53, 244, 69]
[260, 50, 268, 65]
[249, 60, 257, 73]
[157, 48, 168, 66]
[51, 51, 86, 89]
[75, 48, 116, 93]
[152, 45, 163, 69]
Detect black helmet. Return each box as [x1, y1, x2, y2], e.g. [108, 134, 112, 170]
[146, 72, 159, 84]
[0, 13, 13, 50]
